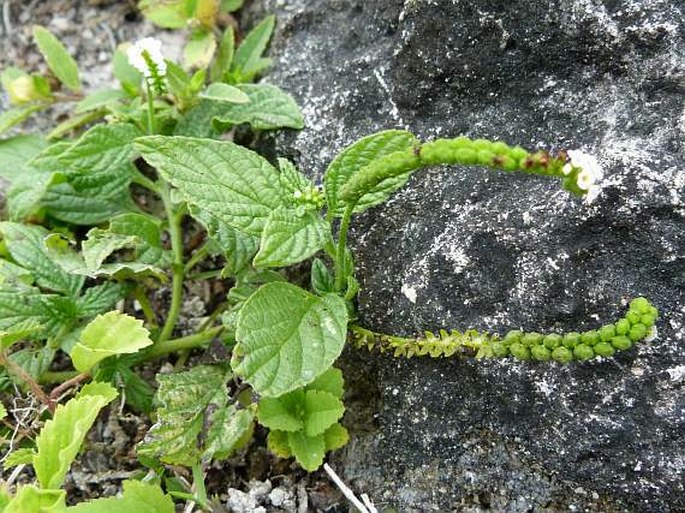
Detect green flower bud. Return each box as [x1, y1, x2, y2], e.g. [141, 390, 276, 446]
[573, 344, 595, 360]
[510, 146, 528, 161]
[491, 341, 509, 358]
[562, 332, 581, 349]
[599, 324, 616, 342]
[581, 330, 600, 346]
[594, 342, 615, 357]
[531, 345, 551, 361]
[552, 346, 573, 363]
[491, 141, 509, 154]
[626, 311, 641, 325]
[543, 334, 563, 349]
[521, 332, 543, 347]
[503, 330, 523, 346]
[648, 305, 659, 318]
[611, 336, 632, 351]
[509, 343, 530, 360]
[472, 138, 493, 151]
[630, 297, 651, 314]
[640, 314, 656, 328]
[615, 318, 630, 335]
[628, 323, 647, 342]
[477, 150, 494, 166]
[453, 148, 478, 165]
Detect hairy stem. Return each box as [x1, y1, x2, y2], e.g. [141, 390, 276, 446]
[192, 463, 208, 508]
[0, 350, 52, 413]
[38, 370, 80, 384]
[184, 240, 213, 274]
[157, 184, 186, 343]
[334, 204, 354, 292]
[144, 326, 224, 361]
[145, 81, 156, 135]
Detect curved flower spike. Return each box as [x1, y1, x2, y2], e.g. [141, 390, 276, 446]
[127, 37, 167, 94]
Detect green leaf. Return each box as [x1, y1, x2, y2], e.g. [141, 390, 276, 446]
[253, 208, 328, 268]
[108, 213, 164, 264]
[138, 0, 188, 28]
[32, 26, 81, 91]
[287, 431, 325, 471]
[0, 134, 47, 180]
[200, 82, 249, 103]
[137, 365, 232, 466]
[266, 430, 292, 458]
[323, 423, 349, 451]
[4, 486, 66, 513]
[0, 103, 48, 135]
[221, 0, 243, 12]
[258, 394, 304, 432]
[324, 130, 419, 216]
[307, 367, 344, 398]
[304, 390, 343, 437]
[210, 26, 235, 82]
[311, 258, 335, 295]
[202, 405, 254, 461]
[76, 283, 129, 319]
[82, 230, 139, 270]
[47, 110, 105, 141]
[278, 158, 311, 194]
[70, 311, 152, 373]
[68, 480, 174, 513]
[234, 282, 348, 397]
[184, 30, 217, 69]
[113, 47, 142, 92]
[0, 222, 84, 296]
[3, 447, 36, 469]
[34, 382, 117, 489]
[0, 401, 5, 420]
[231, 16, 275, 81]
[0, 258, 34, 290]
[189, 206, 258, 275]
[136, 136, 285, 236]
[212, 84, 304, 130]
[75, 89, 127, 114]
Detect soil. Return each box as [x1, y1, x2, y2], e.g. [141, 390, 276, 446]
[0, 1, 351, 511]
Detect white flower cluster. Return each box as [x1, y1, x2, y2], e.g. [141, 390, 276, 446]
[562, 150, 603, 201]
[126, 37, 167, 79]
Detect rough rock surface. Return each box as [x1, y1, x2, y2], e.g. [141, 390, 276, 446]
[246, 1, 685, 511]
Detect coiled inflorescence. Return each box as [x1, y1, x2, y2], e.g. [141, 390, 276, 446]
[350, 298, 658, 363]
[338, 136, 587, 206]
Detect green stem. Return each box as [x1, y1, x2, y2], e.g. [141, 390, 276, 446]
[144, 326, 224, 361]
[131, 169, 161, 194]
[38, 370, 80, 385]
[157, 185, 186, 343]
[334, 204, 354, 292]
[145, 81, 156, 135]
[184, 240, 213, 274]
[192, 463, 208, 508]
[134, 286, 158, 330]
[188, 269, 223, 281]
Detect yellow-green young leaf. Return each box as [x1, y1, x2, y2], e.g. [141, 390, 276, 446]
[135, 136, 286, 236]
[138, 0, 188, 28]
[200, 82, 249, 103]
[212, 84, 304, 131]
[32, 26, 81, 91]
[194, 0, 219, 28]
[137, 365, 232, 466]
[234, 283, 348, 397]
[287, 431, 326, 471]
[323, 423, 349, 451]
[4, 486, 66, 513]
[0, 402, 6, 420]
[70, 311, 152, 373]
[210, 26, 235, 82]
[231, 16, 275, 81]
[221, 0, 243, 12]
[266, 430, 292, 458]
[184, 30, 217, 69]
[34, 382, 117, 489]
[253, 208, 329, 269]
[3, 447, 36, 469]
[68, 480, 174, 513]
[258, 395, 304, 433]
[307, 367, 344, 399]
[304, 390, 344, 437]
[324, 130, 419, 216]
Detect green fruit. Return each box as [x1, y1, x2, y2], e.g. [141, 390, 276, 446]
[599, 324, 616, 342]
[531, 345, 551, 361]
[629, 297, 651, 314]
[628, 323, 647, 342]
[626, 311, 641, 325]
[615, 319, 630, 335]
[491, 341, 509, 358]
[503, 330, 523, 345]
[543, 334, 563, 349]
[510, 343, 530, 360]
[640, 314, 655, 328]
[611, 336, 632, 351]
[552, 346, 573, 363]
[521, 332, 543, 347]
[562, 332, 581, 349]
[573, 344, 595, 360]
[594, 342, 615, 357]
[581, 330, 600, 346]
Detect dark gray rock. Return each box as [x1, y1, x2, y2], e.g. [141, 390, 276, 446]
[246, 1, 685, 511]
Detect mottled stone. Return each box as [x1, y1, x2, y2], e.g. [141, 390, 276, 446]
[256, 0, 685, 511]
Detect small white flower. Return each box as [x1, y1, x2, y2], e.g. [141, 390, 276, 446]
[293, 190, 303, 199]
[127, 37, 167, 78]
[566, 149, 603, 191]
